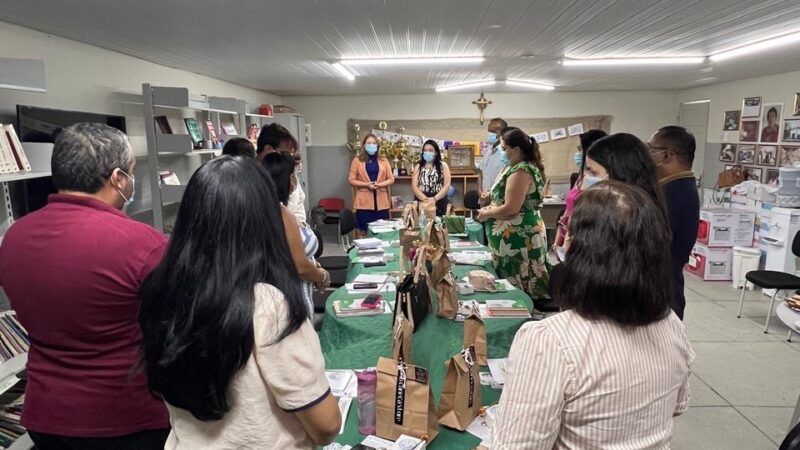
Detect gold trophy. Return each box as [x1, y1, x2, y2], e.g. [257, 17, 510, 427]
[346, 122, 362, 155]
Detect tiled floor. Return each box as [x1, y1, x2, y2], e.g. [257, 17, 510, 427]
[674, 275, 800, 449]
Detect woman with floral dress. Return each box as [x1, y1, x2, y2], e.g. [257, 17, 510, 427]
[477, 128, 550, 300]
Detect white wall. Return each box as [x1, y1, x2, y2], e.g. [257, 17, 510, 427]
[284, 91, 679, 146]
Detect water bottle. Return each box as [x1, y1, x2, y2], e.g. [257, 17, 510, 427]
[356, 369, 377, 435]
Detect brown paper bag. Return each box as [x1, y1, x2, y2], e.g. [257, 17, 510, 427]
[438, 346, 481, 431]
[391, 311, 414, 364]
[425, 221, 449, 250]
[431, 250, 452, 285]
[464, 314, 488, 366]
[402, 203, 419, 229]
[400, 227, 421, 250]
[436, 272, 458, 320]
[420, 200, 436, 222]
[376, 357, 439, 442]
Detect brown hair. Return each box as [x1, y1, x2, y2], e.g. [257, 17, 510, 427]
[503, 128, 546, 179]
[358, 133, 384, 162]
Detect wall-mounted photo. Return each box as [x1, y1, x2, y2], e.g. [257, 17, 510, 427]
[765, 169, 780, 186]
[760, 103, 782, 143]
[757, 145, 778, 166]
[719, 143, 736, 162]
[723, 111, 740, 131]
[739, 120, 759, 142]
[785, 119, 800, 142]
[743, 166, 763, 182]
[736, 144, 755, 164]
[794, 93, 800, 116]
[742, 96, 762, 118]
[779, 145, 800, 167]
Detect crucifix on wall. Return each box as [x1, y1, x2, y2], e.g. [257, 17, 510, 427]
[472, 91, 492, 125]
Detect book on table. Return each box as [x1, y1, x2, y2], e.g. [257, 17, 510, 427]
[484, 299, 530, 317]
[353, 237, 383, 250]
[333, 298, 385, 317]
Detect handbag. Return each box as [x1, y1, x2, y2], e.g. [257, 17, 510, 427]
[394, 248, 431, 332]
[716, 165, 744, 189]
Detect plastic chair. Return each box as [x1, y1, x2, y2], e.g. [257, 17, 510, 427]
[738, 230, 800, 333]
[319, 198, 345, 225]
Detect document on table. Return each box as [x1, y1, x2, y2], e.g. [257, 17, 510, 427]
[336, 396, 353, 435]
[487, 359, 507, 385]
[355, 256, 385, 264]
[345, 283, 396, 294]
[466, 414, 494, 443]
[352, 274, 389, 284]
[325, 370, 356, 396]
[370, 226, 396, 234]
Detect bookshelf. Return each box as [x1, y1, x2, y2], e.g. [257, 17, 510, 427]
[6, 433, 31, 450]
[0, 141, 53, 238]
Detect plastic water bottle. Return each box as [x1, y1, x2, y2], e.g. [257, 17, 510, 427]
[356, 369, 377, 435]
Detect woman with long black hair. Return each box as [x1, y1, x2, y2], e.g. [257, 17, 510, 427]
[139, 156, 340, 449]
[412, 139, 451, 216]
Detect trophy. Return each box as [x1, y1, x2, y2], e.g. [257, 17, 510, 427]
[346, 122, 362, 155]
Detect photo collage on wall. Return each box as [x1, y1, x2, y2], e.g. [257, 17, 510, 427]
[719, 92, 800, 184]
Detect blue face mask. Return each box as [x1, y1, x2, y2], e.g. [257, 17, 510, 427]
[423, 151, 435, 163]
[498, 149, 509, 165]
[583, 175, 606, 189]
[574, 152, 583, 168]
[365, 143, 378, 155]
[486, 132, 498, 145]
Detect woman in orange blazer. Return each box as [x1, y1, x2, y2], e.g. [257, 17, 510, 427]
[349, 134, 395, 237]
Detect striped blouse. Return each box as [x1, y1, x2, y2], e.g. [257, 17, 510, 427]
[493, 310, 694, 450]
[299, 224, 318, 320]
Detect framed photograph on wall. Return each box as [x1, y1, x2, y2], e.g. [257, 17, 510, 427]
[736, 144, 755, 164]
[760, 103, 782, 143]
[784, 119, 800, 142]
[779, 145, 800, 167]
[447, 145, 476, 172]
[532, 131, 549, 143]
[794, 93, 800, 116]
[723, 111, 741, 131]
[765, 169, 780, 186]
[719, 143, 737, 162]
[743, 166, 763, 182]
[756, 145, 778, 166]
[742, 96, 762, 118]
[740, 120, 759, 142]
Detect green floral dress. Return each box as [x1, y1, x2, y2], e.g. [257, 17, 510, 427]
[485, 162, 551, 300]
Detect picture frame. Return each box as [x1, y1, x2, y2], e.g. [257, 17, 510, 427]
[447, 144, 476, 172]
[756, 145, 778, 166]
[781, 146, 800, 167]
[742, 96, 762, 118]
[719, 143, 736, 162]
[532, 132, 549, 143]
[183, 118, 203, 146]
[154, 116, 172, 134]
[739, 120, 759, 142]
[550, 128, 568, 140]
[743, 166, 763, 182]
[765, 169, 780, 186]
[567, 123, 584, 136]
[794, 93, 800, 117]
[784, 119, 800, 142]
[723, 111, 740, 131]
[759, 103, 782, 143]
[736, 144, 755, 164]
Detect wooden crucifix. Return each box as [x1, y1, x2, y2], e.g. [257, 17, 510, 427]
[472, 91, 492, 125]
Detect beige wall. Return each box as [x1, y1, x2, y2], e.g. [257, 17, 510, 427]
[284, 91, 679, 147]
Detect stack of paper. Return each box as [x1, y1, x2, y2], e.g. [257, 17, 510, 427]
[450, 239, 482, 248]
[333, 298, 385, 317]
[357, 247, 384, 256]
[486, 359, 507, 385]
[484, 299, 531, 318]
[345, 283, 395, 294]
[353, 274, 389, 284]
[354, 238, 383, 250]
[452, 251, 493, 266]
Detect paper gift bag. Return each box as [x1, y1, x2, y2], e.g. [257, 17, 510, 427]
[436, 272, 458, 320]
[419, 200, 436, 222]
[431, 250, 452, 285]
[402, 203, 419, 229]
[376, 357, 439, 442]
[438, 347, 481, 431]
[400, 227, 421, 250]
[391, 310, 414, 364]
[425, 221, 449, 250]
[464, 314, 488, 366]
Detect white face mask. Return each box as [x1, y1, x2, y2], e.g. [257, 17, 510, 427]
[115, 169, 135, 209]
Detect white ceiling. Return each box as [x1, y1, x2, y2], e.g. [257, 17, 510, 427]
[1, 0, 800, 96]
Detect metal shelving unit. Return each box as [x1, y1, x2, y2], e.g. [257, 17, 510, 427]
[0, 142, 53, 238]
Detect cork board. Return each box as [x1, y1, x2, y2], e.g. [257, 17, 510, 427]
[347, 116, 611, 182]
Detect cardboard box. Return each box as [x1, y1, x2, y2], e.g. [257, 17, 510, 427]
[685, 243, 732, 281]
[697, 208, 756, 247]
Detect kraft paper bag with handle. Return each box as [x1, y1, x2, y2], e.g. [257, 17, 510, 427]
[431, 249, 452, 285]
[438, 346, 482, 431]
[399, 227, 421, 251]
[436, 272, 458, 320]
[402, 203, 419, 229]
[376, 357, 439, 442]
[464, 314, 488, 366]
[420, 199, 436, 222]
[391, 308, 414, 364]
[425, 221, 449, 250]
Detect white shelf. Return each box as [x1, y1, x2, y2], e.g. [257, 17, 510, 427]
[246, 113, 273, 119]
[161, 185, 186, 204]
[0, 171, 51, 183]
[0, 354, 26, 382]
[7, 432, 32, 450]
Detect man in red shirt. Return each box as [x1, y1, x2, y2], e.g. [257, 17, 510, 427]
[0, 123, 169, 449]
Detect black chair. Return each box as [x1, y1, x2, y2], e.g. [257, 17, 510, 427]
[464, 190, 480, 218]
[315, 228, 348, 270]
[338, 208, 356, 250]
[738, 229, 800, 334]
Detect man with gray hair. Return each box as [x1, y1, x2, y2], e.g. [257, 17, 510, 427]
[0, 123, 170, 449]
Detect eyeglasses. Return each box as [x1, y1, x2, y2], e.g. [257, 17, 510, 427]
[647, 143, 670, 154]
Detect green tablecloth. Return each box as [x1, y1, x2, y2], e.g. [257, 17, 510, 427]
[368, 222, 485, 245]
[319, 243, 533, 449]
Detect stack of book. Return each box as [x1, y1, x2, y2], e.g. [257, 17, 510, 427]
[354, 238, 383, 250]
[0, 125, 32, 174]
[0, 313, 28, 364]
[0, 392, 25, 448]
[333, 298, 385, 317]
[484, 299, 531, 318]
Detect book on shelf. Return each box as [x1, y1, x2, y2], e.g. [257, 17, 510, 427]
[183, 118, 203, 147]
[154, 116, 172, 134]
[484, 299, 530, 318]
[333, 298, 385, 317]
[221, 122, 238, 136]
[0, 127, 18, 174]
[2, 126, 31, 172]
[159, 171, 181, 186]
[391, 196, 404, 209]
[0, 313, 28, 364]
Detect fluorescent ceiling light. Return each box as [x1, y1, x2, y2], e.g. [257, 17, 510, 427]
[710, 31, 800, 61]
[331, 63, 356, 81]
[561, 57, 705, 66]
[682, 99, 711, 104]
[340, 55, 484, 66]
[435, 79, 496, 92]
[505, 79, 555, 91]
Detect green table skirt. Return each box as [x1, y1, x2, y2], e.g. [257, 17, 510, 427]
[319, 244, 533, 448]
[368, 222, 485, 245]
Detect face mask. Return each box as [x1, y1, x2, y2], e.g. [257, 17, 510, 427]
[499, 149, 509, 165]
[423, 151, 435, 163]
[583, 175, 606, 189]
[574, 152, 583, 168]
[365, 143, 378, 155]
[556, 246, 566, 262]
[115, 169, 135, 209]
[486, 132, 498, 145]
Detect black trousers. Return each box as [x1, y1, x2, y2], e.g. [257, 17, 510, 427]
[29, 428, 169, 450]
